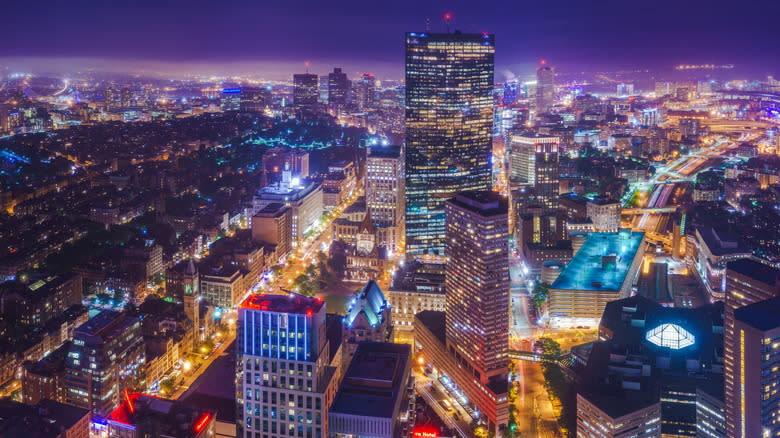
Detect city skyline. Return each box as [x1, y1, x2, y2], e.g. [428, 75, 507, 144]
[2, 0, 779, 80]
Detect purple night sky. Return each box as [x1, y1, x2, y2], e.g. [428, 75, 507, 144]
[1, 0, 778, 79]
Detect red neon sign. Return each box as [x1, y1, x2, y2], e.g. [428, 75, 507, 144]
[413, 426, 439, 438]
[124, 389, 135, 414]
[194, 413, 211, 433]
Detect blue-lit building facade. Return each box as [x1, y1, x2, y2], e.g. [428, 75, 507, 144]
[236, 293, 337, 438]
[404, 31, 495, 256]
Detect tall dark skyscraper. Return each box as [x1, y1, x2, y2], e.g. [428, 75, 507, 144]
[327, 67, 349, 106]
[536, 65, 554, 112]
[404, 31, 495, 256]
[293, 73, 319, 107]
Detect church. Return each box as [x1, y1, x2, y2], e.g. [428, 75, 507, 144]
[344, 210, 388, 282]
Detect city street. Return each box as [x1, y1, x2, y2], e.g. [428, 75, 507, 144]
[513, 359, 562, 438]
[413, 369, 472, 438]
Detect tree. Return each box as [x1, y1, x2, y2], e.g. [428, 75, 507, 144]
[536, 337, 561, 362]
[159, 376, 175, 395]
[531, 282, 550, 313]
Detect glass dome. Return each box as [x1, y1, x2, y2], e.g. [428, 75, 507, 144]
[646, 323, 695, 349]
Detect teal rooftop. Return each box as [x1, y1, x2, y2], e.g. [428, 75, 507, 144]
[551, 231, 645, 292]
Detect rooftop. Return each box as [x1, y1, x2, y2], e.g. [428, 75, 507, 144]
[447, 191, 508, 216]
[735, 296, 780, 331]
[344, 280, 389, 328]
[74, 310, 139, 341]
[697, 227, 749, 256]
[368, 145, 401, 159]
[329, 342, 411, 419]
[551, 231, 645, 292]
[0, 398, 89, 437]
[240, 293, 324, 315]
[254, 202, 288, 217]
[415, 310, 446, 344]
[107, 391, 215, 437]
[727, 259, 780, 288]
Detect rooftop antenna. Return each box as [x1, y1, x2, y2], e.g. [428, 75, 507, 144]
[305, 61, 310, 74]
[444, 13, 452, 33]
[425, 18, 430, 32]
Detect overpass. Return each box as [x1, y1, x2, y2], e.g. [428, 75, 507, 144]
[622, 207, 678, 215]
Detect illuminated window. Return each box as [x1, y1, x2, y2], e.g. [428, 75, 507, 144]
[646, 323, 695, 349]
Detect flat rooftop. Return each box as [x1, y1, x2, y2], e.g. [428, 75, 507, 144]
[447, 191, 508, 216]
[255, 202, 288, 216]
[240, 293, 324, 315]
[329, 342, 411, 419]
[735, 296, 780, 331]
[368, 145, 401, 159]
[551, 231, 644, 292]
[727, 259, 780, 288]
[74, 310, 138, 341]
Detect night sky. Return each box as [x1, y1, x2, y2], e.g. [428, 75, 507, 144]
[1, 0, 778, 79]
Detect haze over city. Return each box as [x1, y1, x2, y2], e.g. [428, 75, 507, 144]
[0, 1, 779, 438]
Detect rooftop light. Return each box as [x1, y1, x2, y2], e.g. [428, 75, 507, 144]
[646, 323, 695, 349]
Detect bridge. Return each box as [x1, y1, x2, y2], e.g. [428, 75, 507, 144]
[645, 232, 673, 247]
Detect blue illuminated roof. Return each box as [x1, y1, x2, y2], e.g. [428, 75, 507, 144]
[344, 280, 388, 328]
[551, 231, 644, 292]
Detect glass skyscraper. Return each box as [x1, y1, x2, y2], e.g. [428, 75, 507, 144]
[404, 31, 495, 256]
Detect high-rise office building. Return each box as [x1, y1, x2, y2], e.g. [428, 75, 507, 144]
[241, 87, 271, 112]
[730, 296, 780, 438]
[294, 74, 320, 108]
[64, 310, 145, 416]
[327, 68, 349, 106]
[407, 191, 511, 433]
[222, 88, 242, 112]
[236, 293, 337, 438]
[508, 132, 559, 213]
[405, 31, 495, 256]
[723, 259, 780, 438]
[355, 73, 376, 110]
[445, 191, 509, 378]
[536, 66, 554, 112]
[366, 145, 404, 251]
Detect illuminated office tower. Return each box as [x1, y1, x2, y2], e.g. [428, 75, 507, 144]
[293, 73, 319, 108]
[405, 31, 495, 256]
[730, 296, 780, 438]
[241, 87, 271, 112]
[536, 66, 554, 112]
[723, 259, 780, 438]
[236, 293, 337, 438]
[508, 132, 559, 213]
[327, 68, 349, 106]
[355, 73, 376, 110]
[366, 145, 404, 251]
[222, 88, 241, 112]
[445, 191, 509, 382]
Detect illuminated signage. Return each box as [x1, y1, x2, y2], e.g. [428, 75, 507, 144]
[413, 426, 439, 438]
